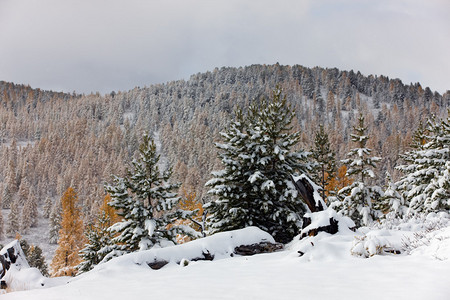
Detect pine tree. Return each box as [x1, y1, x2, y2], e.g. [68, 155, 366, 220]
[396, 113, 450, 214]
[51, 187, 84, 277]
[204, 109, 255, 234]
[334, 114, 382, 227]
[78, 194, 118, 273]
[28, 245, 49, 276]
[103, 133, 196, 260]
[311, 125, 337, 201]
[206, 87, 311, 243]
[376, 172, 406, 219]
[20, 239, 49, 276]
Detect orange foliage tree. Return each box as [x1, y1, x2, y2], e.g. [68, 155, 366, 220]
[173, 188, 204, 243]
[51, 187, 84, 277]
[327, 165, 354, 199]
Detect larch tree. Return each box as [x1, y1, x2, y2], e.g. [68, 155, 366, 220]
[50, 187, 84, 277]
[21, 189, 38, 232]
[7, 198, 21, 237]
[48, 198, 62, 244]
[0, 195, 4, 239]
[43, 197, 52, 219]
[2, 161, 17, 208]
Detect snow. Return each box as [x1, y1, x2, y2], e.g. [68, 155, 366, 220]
[3, 221, 450, 299]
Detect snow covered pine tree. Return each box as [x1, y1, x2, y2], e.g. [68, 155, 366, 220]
[334, 114, 382, 227]
[102, 133, 198, 261]
[206, 87, 312, 243]
[396, 112, 450, 214]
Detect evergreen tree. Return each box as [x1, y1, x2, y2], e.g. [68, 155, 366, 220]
[206, 87, 311, 243]
[103, 133, 196, 260]
[51, 187, 84, 277]
[376, 172, 406, 219]
[204, 109, 255, 234]
[28, 245, 49, 276]
[311, 124, 337, 201]
[78, 194, 118, 273]
[335, 114, 382, 227]
[19, 240, 49, 276]
[397, 113, 450, 214]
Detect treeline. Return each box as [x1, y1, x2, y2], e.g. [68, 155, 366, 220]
[52, 87, 450, 276]
[0, 64, 448, 244]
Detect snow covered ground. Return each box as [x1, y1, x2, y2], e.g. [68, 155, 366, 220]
[3, 219, 450, 300]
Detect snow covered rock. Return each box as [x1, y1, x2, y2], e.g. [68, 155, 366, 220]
[96, 227, 282, 271]
[0, 240, 66, 292]
[301, 208, 356, 239]
[0, 240, 30, 280]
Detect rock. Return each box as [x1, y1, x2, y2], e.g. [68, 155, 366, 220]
[300, 208, 356, 239]
[234, 242, 284, 256]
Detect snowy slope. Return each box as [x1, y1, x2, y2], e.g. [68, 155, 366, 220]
[3, 222, 450, 300]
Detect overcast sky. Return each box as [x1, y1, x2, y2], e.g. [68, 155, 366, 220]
[0, 0, 449, 94]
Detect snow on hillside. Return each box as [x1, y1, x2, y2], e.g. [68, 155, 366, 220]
[2, 220, 450, 299]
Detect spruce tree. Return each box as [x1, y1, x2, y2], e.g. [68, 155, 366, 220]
[335, 114, 382, 227]
[78, 195, 118, 273]
[206, 87, 311, 243]
[396, 113, 450, 214]
[28, 245, 49, 276]
[205, 110, 255, 233]
[103, 133, 196, 260]
[311, 124, 337, 201]
[376, 172, 406, 219]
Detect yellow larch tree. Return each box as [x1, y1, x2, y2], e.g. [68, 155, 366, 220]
[51, 187, 84, 277]
[172, 188, 204, 244]
[327, 165, 354, 197]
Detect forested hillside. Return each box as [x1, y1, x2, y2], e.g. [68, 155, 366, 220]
[0, 64, 448, 251]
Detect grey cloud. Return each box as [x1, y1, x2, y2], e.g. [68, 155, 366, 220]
[0, 0, 448, 94]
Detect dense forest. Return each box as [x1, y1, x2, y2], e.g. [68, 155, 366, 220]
[0, 64, 448, 262]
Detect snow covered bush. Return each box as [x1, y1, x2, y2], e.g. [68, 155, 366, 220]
[351, 233, 395, 258]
